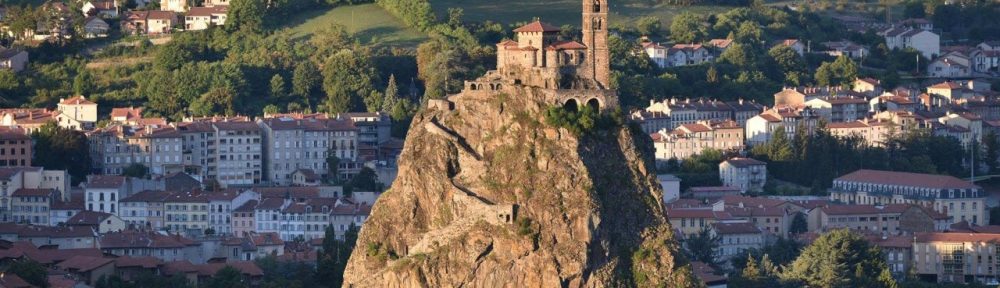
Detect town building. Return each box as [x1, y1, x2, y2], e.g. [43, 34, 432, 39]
[665, 208, 733, 238]
[119, 190, 169, 230]
[745, 106, 820, 145]
[718, 158, 766, 193]
[0, 167, 70, 222]
[221, 232, 283, 261]
[651, 120, 744, 162]
[65, 210, 126, 233]
[56, 96, 97, 131]
[160, 0, 187, 12]
[928, 52, 972, 78]
[122, 10, 177, 35]
[100, 230, 203, 263]
[826, 119, 895, 146]
[803, 95, 870, 123]
[0, 48, 28, 73]
[629, 110, 671, 135]
[883, 27, 940, 59]
[84, 175, 126, 215]
[912, 232, 1000, 283]
[658, 174, 681, 204]
[257, 116, 358, 186]
[820, 41, 869, 59]
[88, 125, 185, 176]
[830, 169, 986, 226]
[0, 127, 32, 167]
[232, 200, 257, 237]
[710, 222, 764, 266]
[688, 186, 741, 200]
[82, 0, 118, 18]
[807, 204, 949, 235]
[184, 6, 227, 31]
[10, 188, 57, 225]
[162, 191, 209, 234]
[211, 120, 263, 187]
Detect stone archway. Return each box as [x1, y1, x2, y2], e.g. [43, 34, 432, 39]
[564, 98, 579, 113]
[586, 98, 601, 110]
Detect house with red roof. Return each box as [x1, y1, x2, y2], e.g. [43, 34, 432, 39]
[55, 95, 97, 131]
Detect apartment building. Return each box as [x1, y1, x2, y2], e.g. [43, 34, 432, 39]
[718, 158, 766, 193]
[212, 121, 262, 186]
[630, 110, 671, 134]
[0, 167, 70, 222]
[665, 208, 733, 238]
[10, 188, 56, 225]
[84, 175, 126, 215]
[176, 122, 217, 182]
[100, 230, 203, 263]
[254, 198, 288, 235]
[913, 232, 1000, 283]
[342, 112, 391, 148]
[206, 189, 257, 236]
[882, 27, 940, 59]
[710, 222, 764, 266]
[329, 202, 371, 240]
[808, 204, 949, 235]
[803, 95, 870, 123]
[119, 190, 169, 230]
[645, 99, 737, 129]
[88, 125, 184, 176]
[232, 200, 257, 237]
[746, 106, 821, 145]
[651, 120, 744, 162]
[830, 169, 986, 226]
[163, 191, 209, 233]
[826, 119, 894, 147]
[258, 116, 359, 186]
[0, 128, 31, 167]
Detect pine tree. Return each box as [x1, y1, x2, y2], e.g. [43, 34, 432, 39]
[382, 74, 399, 113]
[270, 74, 286, 101]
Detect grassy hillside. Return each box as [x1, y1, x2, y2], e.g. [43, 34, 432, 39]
[282, 4, 428, 47]
[430, 0, 729, 27]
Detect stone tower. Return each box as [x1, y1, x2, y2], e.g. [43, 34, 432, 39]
[582, 0, 610, 89]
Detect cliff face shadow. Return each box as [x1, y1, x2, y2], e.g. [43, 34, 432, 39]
[575, 124, 668, 284]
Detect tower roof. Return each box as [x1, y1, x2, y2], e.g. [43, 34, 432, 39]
[513, 21, 561, 33]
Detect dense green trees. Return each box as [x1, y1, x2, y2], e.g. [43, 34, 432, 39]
[121, 163, 149, 178]
[684, 227, 720, 265]
[7, 260, 48, 288]
[782, 229, 897, 288]
[32, 123, 91, 184]
[752, 123, 969, 194]
[206, 266, 247, 288]
[815, 55, 858, 87]
[316, 224, 359, 287]
[227, 0, 266, 32]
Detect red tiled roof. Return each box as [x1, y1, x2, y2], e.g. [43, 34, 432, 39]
[11, 188, 54, 197]
[100, 231, 198, 249]
[66, 211, 114, 226]
[186, 6, 227, 17]
[546, 41, 587, 50]
[820, 204, 912, 215]
[513, 21, 560, 33]
[915, 232, 1000, 243]
[929, 81, 963, 90]
[0, 273, 32, 288]
[59, 96, 96, 105]
[723, 157, 765, 167]
[689, 186, 741, 193]
[708, 39, 733, 48]
[196, 262, 263, 277]
[115, 256, 163, 269]
[87, 175, 126, 189]
[56, 255, 114, 272]
[711, 222, 761, 234]
[835, 169, 979, 190]
[666, 208, 732, 219]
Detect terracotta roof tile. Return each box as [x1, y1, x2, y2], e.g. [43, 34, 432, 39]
[513, 21, 560, 33]
[836, 169, 979, 190]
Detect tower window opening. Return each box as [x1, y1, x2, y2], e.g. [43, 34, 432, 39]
[594, 0, 601, 12]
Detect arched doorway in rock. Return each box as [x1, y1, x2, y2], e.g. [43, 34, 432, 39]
[586, 98, 601, 110]
[564, 98, 579, 113]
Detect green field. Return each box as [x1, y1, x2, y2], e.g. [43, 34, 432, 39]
[430, 0, 730, 27]
[283, 4, 428, 47]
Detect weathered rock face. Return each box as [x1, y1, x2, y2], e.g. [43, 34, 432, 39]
[342, 85, 692, 287]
